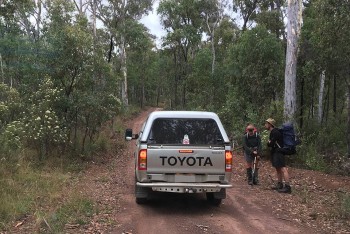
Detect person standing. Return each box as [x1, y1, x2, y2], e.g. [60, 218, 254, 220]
[265, 118, 292, 193]
[243, 124, 262, 185]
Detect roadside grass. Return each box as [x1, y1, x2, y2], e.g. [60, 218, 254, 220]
[0, 114, 127, 232]
[339, 193, 350, 219]
[41, 194, 95, 233]
[0, 159, 71, 231]
[0, 157, 99, 233]
[0, 154, 94, 233]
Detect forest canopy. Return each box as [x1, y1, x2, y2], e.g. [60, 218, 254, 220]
[0, 0, 350, 174]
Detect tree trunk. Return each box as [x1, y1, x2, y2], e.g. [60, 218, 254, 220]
[284, 0, 302, 121]
[120, 34, 128, 106]
[348, 84, 350, 158]
[211, 30, 216, 75]
[333, 75, 337, 115]
[93, 0, 97, 39]
[324, 78, 330, 123]
[36, 0, 41, 41]
[0, 54, 3, 84]
[299, 75, 304, 128]
[318, 71, 325, 123]
[120, 0, 128, 107]
[205, 13, 219, 75]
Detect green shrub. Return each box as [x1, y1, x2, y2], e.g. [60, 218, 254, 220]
[339, 194, 350, 219]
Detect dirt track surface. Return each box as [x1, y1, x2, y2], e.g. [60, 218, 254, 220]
[9, 108, 350, 233]
[77, 108, 349, 234]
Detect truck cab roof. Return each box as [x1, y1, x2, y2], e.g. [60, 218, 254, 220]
[140, 111, 230, 143]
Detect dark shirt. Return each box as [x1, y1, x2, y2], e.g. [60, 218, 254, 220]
[243, 133, 262, 155]
[267, 128, 283, 150]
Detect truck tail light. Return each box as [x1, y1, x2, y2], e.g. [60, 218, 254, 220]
[138, 149, 147, 170]
[225, 150, 233, 172]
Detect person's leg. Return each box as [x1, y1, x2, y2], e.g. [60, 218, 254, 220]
[271, 167, 284, 189]
[271, 151, 283, 190]
[282, 167, 289, 183]
[277, 168, 283, 182]
[278, 167, 292, 193]
[245, 153, 253, 185]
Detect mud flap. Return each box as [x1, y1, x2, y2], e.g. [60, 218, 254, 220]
[135, 184, 149, 198]
[213, 188, 226, 199]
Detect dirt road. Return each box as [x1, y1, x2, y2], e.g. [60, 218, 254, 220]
[7, 108, 350, 233]
[94, 108, 317, 234]
[60, 109, 350, 234]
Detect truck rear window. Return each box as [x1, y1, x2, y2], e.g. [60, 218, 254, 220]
[147, 118, 224, 145]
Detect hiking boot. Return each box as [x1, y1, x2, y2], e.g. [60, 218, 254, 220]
[247, 168, 253, 185]
[278, 184, 292, 194]
[253, 168, 259, 185]
[271, 181, 283, 190]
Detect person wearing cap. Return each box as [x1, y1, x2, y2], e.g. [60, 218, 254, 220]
[265, 118, 292, 193]
[243, 124, 262, 185]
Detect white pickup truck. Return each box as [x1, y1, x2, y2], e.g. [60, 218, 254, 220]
[125, 111, 233, 205]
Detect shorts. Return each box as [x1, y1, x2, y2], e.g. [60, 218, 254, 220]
[271, 150, 286, 168]
[244, 152, 255, 163]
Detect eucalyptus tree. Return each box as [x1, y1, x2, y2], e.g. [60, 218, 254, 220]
[226, 25, 284, 124]
[95, 0, 153, 107]
[200, 0, 228, 75]
[0, 0, 36, 87]
[213, 16, 239, 62]
[232, 0, 262, 31]
[284, 0, 302, 121]
[254, 0, 286, 40]
[306, 0, 350, 157]
[158, 0, 203, 108]
[125, 20, 155, 108]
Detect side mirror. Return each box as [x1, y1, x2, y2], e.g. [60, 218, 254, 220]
[125, 129, 139, 140]
[125, 128, 133, 141]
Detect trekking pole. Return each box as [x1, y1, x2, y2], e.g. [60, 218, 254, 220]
[251, 155, 257, 186]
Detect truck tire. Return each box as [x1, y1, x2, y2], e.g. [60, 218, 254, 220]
[135, 179, 149, 204]
[206, 188, 226, 206]
[136, 196, 148, 204]
[206, 193, 222, 206]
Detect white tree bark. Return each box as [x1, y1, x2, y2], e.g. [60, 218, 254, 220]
[205, 0, 227, 75]
[120, 0, 128, 106]
[0, 54, 4, 84]
[92, 0, 96, 38]
[348, 83, 350, 158]
[284, 0, 302, 121]
[317, 70, 325, 123]
[35, 0, 41, 40]
[120, 34, 128, 106]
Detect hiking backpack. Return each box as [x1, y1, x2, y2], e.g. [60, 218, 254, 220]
[245, 127, 258, 139]
[278, 122, 300, 155]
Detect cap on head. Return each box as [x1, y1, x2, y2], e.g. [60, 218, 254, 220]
[265, 118, 276, 127]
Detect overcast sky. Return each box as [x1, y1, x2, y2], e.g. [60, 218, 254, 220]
[139, 1, 166, 47]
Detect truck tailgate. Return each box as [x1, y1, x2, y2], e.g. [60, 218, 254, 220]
[146, 146, 226, 174]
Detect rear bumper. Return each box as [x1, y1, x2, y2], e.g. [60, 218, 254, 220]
[136, 182, 232, 193]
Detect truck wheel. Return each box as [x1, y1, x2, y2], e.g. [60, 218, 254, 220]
[206, 193, 222, 206]
[136, 197, 148, 204]
[135, 182, 149, 204]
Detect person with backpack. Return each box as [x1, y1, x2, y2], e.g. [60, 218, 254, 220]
[243, 124, 262, 185]
[265, 118, 292, 193]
